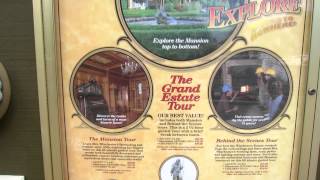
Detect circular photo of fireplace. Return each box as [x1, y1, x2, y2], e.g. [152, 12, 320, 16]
[209, 49, 292, 132]
[70, 48, 152, 133]
[117, 0, 245, 61]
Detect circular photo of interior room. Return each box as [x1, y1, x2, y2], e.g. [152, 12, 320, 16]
[119, 0, 245, 61]
[159, 155, 198, 180]
[71, 49, 151, 132]
[210, 50, 291, 130]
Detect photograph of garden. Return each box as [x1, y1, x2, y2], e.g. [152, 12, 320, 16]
[120, 0, 245, 60]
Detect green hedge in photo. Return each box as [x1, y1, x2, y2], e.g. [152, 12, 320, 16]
[122, 9, 205, 18]
[123, 9, 157, 17]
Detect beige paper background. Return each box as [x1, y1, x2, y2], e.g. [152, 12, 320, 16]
[58, 0, 310, 179]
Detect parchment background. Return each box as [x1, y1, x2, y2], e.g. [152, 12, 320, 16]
[58, 0, 310, 179]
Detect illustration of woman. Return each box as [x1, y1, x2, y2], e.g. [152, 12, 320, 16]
[171, 159, 184, 180]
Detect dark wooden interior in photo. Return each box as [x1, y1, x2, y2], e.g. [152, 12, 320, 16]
[73, 51, 150, 128]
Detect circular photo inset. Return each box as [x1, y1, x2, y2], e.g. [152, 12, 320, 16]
[71, 49, 152, 132]
[119, 0, 245, 61]
[210, 50, 291, 130]
[159, 155, 198, 180]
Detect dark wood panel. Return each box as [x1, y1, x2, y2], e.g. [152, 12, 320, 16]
[0, 0, 44, 180]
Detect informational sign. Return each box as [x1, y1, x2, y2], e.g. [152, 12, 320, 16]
[58, 0, 312, 179]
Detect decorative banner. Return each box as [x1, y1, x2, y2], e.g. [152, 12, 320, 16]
[58, 0, 310, 179]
